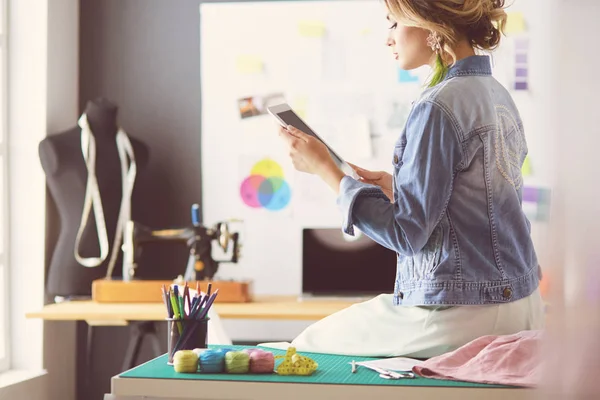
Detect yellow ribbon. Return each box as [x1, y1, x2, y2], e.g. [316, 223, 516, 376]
[275, 347, 318, 376]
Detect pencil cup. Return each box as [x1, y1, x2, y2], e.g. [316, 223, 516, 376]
[167, 317, 209, 365]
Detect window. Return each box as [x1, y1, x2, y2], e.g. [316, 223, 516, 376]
[0, 0, 8, 374]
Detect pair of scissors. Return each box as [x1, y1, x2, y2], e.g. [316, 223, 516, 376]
[368, 366, 416, 380]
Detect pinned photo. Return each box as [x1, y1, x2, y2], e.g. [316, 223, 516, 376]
[238, 92, 286, 119]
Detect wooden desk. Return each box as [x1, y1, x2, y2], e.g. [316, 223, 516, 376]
[26, 295, 356, 323]
[27, 296, 357, 372]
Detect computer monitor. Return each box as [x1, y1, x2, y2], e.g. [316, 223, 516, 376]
[302, 228, 397, 297]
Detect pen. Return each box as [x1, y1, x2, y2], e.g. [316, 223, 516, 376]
[160, 286, 168, 312]
[184, 283, 191, 317]
[178, 289, 185, 319]
[169, 290, 182, 334]
[197, 289, 219, 320]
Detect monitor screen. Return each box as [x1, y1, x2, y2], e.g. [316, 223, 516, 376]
[302, 228, 397, 296]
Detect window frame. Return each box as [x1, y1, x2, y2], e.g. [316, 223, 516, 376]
[0, 0, 10, 374]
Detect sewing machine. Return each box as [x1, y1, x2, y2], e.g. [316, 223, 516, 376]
[92, 204, 252, 303]
[121, 204, 240, 282]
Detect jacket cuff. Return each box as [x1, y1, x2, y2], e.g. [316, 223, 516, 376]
[336, 176, 387, 235]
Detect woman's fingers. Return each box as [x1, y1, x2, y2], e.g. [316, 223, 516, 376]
[286, 125, 311, 142]
[347, 162, 382, 181]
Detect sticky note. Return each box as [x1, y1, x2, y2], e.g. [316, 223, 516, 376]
[398, 69, 419, 83]
[515, 53, 528, 64]
[505, 12, 526, 34]
[522, 186, 538, 203]
[522, 155, 532, 177]
[292, 96, 308, 119]
[236, 55, 263, 74]
[515, 68, 528, 78]
[298, 20, 326, 37]
[515, 38, 529, 50]
[515, 81, 529, 91]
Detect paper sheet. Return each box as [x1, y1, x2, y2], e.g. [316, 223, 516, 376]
[238, 156, 293, 214]
[289, 38, 323, 84]
[355, 356, 424, 372]
[311, 92, 376, 122]
[312, 114, 372, 161]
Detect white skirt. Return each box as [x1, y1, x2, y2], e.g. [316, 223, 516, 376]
[259, 288, 545, 358]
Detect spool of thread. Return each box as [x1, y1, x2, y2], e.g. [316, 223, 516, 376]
[173, 350, 199, 373]
[193, 348, 208, 358]
[224, 351, 250, 374]
[248, 349, 275, 373]
[199, 349, 227, 373]
[243, 348, 258, 356]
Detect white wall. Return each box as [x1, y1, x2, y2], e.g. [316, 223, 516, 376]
[8, 0, 49, 372]
[6, 0, 79, 399]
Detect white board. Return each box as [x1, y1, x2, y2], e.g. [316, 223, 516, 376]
[200, 1, 553, 296]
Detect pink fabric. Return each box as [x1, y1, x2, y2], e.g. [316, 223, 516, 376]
[412, 330, 543, 387]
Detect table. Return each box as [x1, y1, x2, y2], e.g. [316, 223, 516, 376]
[105, 345, 536, 400]
[108, 378, 533, 400]
[26, 296, 357, 371]
[26, 295, 356, 322]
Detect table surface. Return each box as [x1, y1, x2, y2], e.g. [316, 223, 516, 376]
[26, 295, 358, 322]
[110, 345, 534, 400]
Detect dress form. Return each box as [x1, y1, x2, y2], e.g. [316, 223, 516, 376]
[39, 98, 149, 298]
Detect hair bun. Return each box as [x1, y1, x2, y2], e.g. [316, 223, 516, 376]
[466, 0, 507, 50]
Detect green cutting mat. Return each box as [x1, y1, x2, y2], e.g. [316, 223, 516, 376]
[120, 345, 510, 388]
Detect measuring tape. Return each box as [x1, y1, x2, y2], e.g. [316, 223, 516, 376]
[74, 113, 137, 279]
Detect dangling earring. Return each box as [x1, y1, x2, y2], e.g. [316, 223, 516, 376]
[426, 31, 442, 54]
[426, 31, 448, 87]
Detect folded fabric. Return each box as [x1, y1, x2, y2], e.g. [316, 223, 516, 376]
[413, 330, 544, 387]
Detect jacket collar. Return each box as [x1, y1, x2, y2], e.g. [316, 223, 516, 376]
[445, 55, 492, 80]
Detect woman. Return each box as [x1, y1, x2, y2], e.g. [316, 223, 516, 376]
[275, 0, 545, 358]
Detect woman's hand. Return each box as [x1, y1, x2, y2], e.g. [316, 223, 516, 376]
[278, 125, 345, 193]
[278, 125, 333, 174]
[349, 163, 394, 201]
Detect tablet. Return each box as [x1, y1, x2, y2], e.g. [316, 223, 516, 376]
[267, 103, 359, 179]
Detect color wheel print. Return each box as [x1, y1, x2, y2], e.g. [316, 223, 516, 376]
[240, 158, 291, 211]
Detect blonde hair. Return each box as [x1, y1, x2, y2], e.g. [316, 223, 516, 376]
[385, 0, 508, 86]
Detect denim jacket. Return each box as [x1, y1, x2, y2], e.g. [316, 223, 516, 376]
[337, 55, 540, 306]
